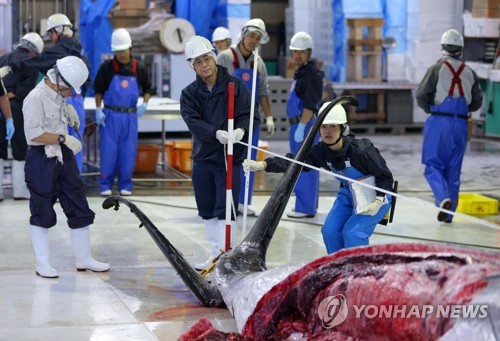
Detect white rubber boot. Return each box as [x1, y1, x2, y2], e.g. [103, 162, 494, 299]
[31, 225, 58, 278]
[0, 159, 4, 201]
[194, 218, 219, 270]
[12, 160, 30, 200]
[216, 219, 239, 252]
[71, 226, 110, 272]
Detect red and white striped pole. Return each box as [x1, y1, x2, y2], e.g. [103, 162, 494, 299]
[224, 82, 235, 251]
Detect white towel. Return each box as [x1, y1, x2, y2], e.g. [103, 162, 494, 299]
[45, 144, 63, 164]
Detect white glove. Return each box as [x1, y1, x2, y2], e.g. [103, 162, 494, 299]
[64, 134, 82, 155]
[359, 196, 385, 216]
[232, 128, 245, 142]
[243, 159, 266, 172]
[216, 130, 229, 144]
[66, 104, 80, 130]
[0, 66, 11, 78]
[266, 116, 275, 136]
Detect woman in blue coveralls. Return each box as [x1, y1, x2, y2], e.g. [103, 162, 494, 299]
[23, 56, 109, 278]
[181, 36, 251, 270]
[217, 18, 275, 217]
[94, 28, 152, 196]
[286, 31, 324, 218]
[244, 102, 393, 254]
[416, 29, 482, 222]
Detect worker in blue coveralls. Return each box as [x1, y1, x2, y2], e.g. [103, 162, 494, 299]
[244, 102, 393, 254]
[0, 33, 43, 200]
[94, 28, 152, 196]
[286, 31, 324, 218]
[181, 36, 251, 270]
[0, 13, 89, 195]
[217, 18, 275, 217]
[23, 56, 109, 278]
[416, 29, 482, 223]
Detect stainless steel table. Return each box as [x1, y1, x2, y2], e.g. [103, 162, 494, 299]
[84, 97, 183, 169]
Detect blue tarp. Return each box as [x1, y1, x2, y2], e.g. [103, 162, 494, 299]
[175, 0, 219, 39]
[176, 0, 248, 42]
[79, 0, 115, 96]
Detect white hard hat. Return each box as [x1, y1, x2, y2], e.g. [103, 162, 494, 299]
[184, 35, 216, 67]
[20, 32, 44, 54]
[46, 13, 72, 31]
[55, 56, 88, 95]
[440, 29, 464, 47]
[242, 18, 269, 44]
[111, 28, 132, 52]
[289, 31, 314, 50]
[321, 102, 347, 125]
[212, 27, 231, 43]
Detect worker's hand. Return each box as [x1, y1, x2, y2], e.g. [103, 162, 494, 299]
[66, 104, 80, 130]
[265, 116, 275, 136]
[294, 122, 306, 143]
[5, 118, 14, 141]
[359, 196, 385, 216]
[136, 102, 148, 117]
[0, 66, 11, 78]
[96, 107, 106, 127]
[64, 134, 82, 155]
[243, 159, 266, 172]
[216, 130, 229, 144]
[232, 128, 245, 142]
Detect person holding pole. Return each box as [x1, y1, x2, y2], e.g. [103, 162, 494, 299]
[180, 36, 251, 270]
[217, 18, 275, 217]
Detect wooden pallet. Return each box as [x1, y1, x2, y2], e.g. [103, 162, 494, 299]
[346, 18, 384, 82]
[345, 89, 385, 124]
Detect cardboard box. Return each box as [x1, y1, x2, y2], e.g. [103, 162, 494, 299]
[108, 9, 150, 28]
[472, 0, 500, 17]
[120, 0, 149, 10]
[472, 0, 500, 8]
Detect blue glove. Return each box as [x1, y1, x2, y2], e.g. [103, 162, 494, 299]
[5, 118, 14, 141]
[136, 102, 148, 117]
[294, 122, 306, 143]
[96, 107, 106, 127]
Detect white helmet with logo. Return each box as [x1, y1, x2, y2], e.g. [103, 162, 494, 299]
[289, 31, 314, 50]
[184, 35, 216, 67]
[111, 28, 132, 51]
[440, 29, 464, 47]
[242, 18, 269, 44]
[46, 13, 73, 31]
[20, 32, 44, 54]
[212, 27, 231, 43]
[55, 56, 88, 95]
[321, 102, 347, 125]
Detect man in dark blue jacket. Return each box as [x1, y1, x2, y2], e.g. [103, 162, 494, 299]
[181, 35, 251, 270]
[3, 14, 89, 175]
[0, 32, 44, 199]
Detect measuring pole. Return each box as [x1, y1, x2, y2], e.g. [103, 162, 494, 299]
[225, 82, 235, 251]
[241, 48, 259, 237]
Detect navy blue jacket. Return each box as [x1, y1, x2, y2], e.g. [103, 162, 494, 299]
[9, 37, 89, 101]
[180, 66, 251, 165]
[294, 60, 324, 111]
[266, 134, 394, 195]
[0, 48, 33, 94]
